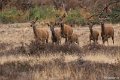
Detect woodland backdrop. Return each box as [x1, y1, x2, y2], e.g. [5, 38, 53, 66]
[0, 0, 120, 24]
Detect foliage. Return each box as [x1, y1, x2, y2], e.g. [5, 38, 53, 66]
[29, 6, 56, 21]
[0, 1, 119, 24]
[0, 6, 85, 25]
[66, 9, 85, 25]
[109, 8, 120, 23]
[0, 8, 29, 23]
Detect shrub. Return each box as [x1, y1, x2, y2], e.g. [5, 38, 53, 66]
[0, 8, 18, 23]
[66, 9, 85, 25]
[29, 6, 56, 21]
[0, 8, 29, 23]
[0, 5, 119, 25]
[109, 8, 120, 23]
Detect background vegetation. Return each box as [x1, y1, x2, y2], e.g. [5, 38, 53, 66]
[0, 0, 120, 25]
[0, 0, 120, 80]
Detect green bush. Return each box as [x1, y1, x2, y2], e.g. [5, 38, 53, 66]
[29, 6, 56, 21]
[0, 8, 29, 23]
[0, 6, 86, 25]
[66, 9, 85, 25]
[0, 8, 18, 23]
[0, 6, 119, 25]
[109, 8, 120, 23]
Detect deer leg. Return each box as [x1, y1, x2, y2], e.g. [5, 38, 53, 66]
[95, 40, 98, 44]
[56, 40, 59, 45]
[65, 38, 67, 43]
[90, 39, 91, 44]
[102, 40, 105, 46]
[51, 41, 53, 44]
[95, 40, 97, 44]
[59, 40, 61, 45]
[107, 39, 109, 46]
[112, 36, 114, 44]
[46, 39, 48, 43]
[96, 37, 98, 44]
[102, 37, 105, 45]
[93, 40, 96, 45]
[76, 40, 79, 45]
[102, 40, 104, 45]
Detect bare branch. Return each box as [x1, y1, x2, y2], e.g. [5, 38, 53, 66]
[87, 0, 120, 20]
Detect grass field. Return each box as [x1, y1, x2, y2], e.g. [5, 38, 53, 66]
[0, 23, 120, 80]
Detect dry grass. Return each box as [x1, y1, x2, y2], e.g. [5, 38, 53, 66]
[0, 23, 120, 80]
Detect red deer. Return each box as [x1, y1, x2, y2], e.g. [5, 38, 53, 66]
[47, 22, 61, 45]
[88, 23, 99, 44]
[55, 14, 73, 43]
[30, 18, 49, 44]
[100, 20, 114, 45]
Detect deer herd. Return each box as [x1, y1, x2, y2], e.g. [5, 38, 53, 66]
[30, 14, 114, 46]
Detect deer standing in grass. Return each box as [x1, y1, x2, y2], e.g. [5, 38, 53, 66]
[55, 14, 73, 43]
[88, 22, 99, 44]
[30, 18, 49, 45]
[100, 19, 114, 45]
[47, 22, 61, 45]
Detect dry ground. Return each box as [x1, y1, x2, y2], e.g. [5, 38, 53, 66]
[0, 23, 120, 80]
